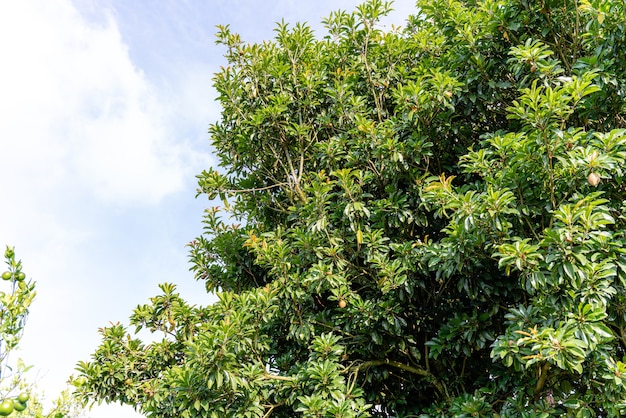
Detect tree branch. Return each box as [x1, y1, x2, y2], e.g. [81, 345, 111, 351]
[223, 182, 289, 194]
[350, 359, 448, 400]
[261, 372, 295, 382]
[534, 362, 551, 397]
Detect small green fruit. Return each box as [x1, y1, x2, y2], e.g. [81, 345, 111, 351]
[15, 272, 25, 281]
[16, 393, 28, 403]
[1, 272, 11, 281]
[12, 399, 26, 412]
[0, 399, 14, 415]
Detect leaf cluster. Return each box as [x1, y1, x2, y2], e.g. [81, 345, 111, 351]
[76, 0, 626, 416]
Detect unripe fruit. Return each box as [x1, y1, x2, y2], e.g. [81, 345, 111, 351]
[16, 272, 25, 281]
[0, 399, 14, 416]
[16, 393, 28, 404]
[12, 400, 26, 412]
[1, 272, 11, 281]
[587, 172, 601, 186]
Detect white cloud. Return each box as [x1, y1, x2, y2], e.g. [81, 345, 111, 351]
[0, 0, 199, 207]
[0, 2, 211, 416]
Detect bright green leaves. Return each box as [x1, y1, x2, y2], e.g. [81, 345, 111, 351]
[477, 128, 625, 406]
[188, 208, 264, 294]
[309, 333, 344, 362]
[0, 247, 35, 408]
[75, 285, 211, 417]
[517, 324, 587, 374]
[568, 303, 613, 350]
[0, 247, 35, 354]
[0, 247, 84, 418]
[295, 334, 372, 417]
[335, 168, 372, 247]
[211, 21, 323, 212]
[509, 39, 562, 81]
[196, 168, 230, 201]
[494, 194, 616, 295]
[422, 178, 521, 282]
[76, 284, 280, 418]
[492, 303, 612, 376]
[171, 288, 279, 417]
[603, 357, 626, 386]
[131, 282, 201, 340]
[446, 392, 493, 418]
[393, 68, 464, 122]
[78, 0, 626, 416]
[415, 2, 626, 413]
[506, 73, 600, 131]
[495, 238, 542, 276]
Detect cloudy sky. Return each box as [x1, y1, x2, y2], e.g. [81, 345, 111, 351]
[0, 1, 413, 416]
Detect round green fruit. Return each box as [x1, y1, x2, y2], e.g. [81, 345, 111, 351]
[12, 400, 25, 412]
[16, 393, 28, 404]
[1, 272, 12, 281]
[15, 272, 25, 281]
[0, 399, 14, 415]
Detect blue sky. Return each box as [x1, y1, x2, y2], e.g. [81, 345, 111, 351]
[0, 1, 413, 416]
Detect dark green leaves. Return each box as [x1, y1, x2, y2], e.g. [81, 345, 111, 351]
[78, 0, 626, 416]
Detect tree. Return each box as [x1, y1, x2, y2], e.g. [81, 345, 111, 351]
[75, 0, 626, 416]
[0, 247, 84, 418]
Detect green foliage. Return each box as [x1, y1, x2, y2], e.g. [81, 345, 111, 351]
[76, 0, 626, 416]
[0, 247, 84, 418]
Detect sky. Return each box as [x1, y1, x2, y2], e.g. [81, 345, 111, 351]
[0, 1, 415, 416]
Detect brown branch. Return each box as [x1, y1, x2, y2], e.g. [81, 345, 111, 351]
[357, 359, 428, 376]
[350, 359, 448, 400]
[534, 362, 551, 397]
[619, 326, 626, 349]
[261, 372, 295, 382]
[223, 182, 288, 194]
[263, 401, 286, 418]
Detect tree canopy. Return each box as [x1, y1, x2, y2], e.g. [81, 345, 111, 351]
[75, 0, 626, 416]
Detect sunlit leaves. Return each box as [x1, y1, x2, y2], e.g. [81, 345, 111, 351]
[495, 239, 542, 275]
[78, 0, 626, 416]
